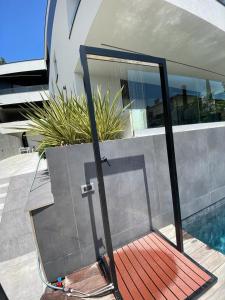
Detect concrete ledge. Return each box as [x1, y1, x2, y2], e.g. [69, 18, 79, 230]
[25, 173, 54, 212]
[135, 121, 225, 137]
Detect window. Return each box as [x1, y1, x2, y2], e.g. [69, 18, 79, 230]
[121, 71, 225, 130]
[0, 102, 44, 123]
[67, 0, 81, 38]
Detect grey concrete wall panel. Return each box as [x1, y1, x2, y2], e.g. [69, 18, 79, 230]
[0, 173, 35, 262]
[32, 126, 225, 281]
[33, 136, 161, 281]
[207, 127, 225, 190]
[0, 133, 22, 161]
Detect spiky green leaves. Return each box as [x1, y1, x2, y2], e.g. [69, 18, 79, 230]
[25, 86, 130, 153]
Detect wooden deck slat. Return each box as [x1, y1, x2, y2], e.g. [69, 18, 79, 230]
[133, 240, 187, 300]
[121, 245, 167, 300]
[114, 251, 144, 300]
[115, 268, 133, 300]
[152, 233, 211, 282]
[143, 235, 200, 291]
[42, 229, 216, 300]
[113, 232, 213, 300]
[138, 238, 193, 296]
[127, 243, 178, 300]
[116, 248, 155, 300]
[149, 234, 207, 286]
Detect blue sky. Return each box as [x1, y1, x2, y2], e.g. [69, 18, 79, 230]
[0, 0, 47, 63]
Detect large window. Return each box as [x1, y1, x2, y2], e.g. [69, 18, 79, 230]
[0, 69, 48, 95]
[67, 0, 81, 38]
[0, 101, 44, 123]
[121, 65, 225, 130]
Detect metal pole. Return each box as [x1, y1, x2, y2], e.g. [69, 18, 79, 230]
[0, 284, 8, 300]
[79, 46, 121, 298]
[159, 62, 184, 252]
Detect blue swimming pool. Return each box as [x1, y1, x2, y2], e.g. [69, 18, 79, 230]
[183, 199, 225, 254]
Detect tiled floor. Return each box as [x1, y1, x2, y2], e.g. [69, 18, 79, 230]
[0, 153, 48, 300]
[0, 180, 9, 222]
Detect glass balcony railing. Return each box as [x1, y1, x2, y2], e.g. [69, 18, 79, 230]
[119, 59, 225, 130]
[0, 84, 48, 95]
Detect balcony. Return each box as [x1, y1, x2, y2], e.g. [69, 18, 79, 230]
[0, 85, 49, 106]
[0, 84, 48, 95]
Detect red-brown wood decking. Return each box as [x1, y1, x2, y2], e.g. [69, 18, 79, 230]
[114, 232, 215, 300]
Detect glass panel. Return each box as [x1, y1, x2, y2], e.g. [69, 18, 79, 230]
[167, 62, 225, 253]
[95, 58, 225, 133]
[167, 61, 225, 126]
[66, 0, 81, 33]
[0, 84, 48, 95]
[83, 55, 177, 249]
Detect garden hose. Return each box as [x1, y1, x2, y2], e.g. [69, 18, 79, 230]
[37, 257, 114, 298]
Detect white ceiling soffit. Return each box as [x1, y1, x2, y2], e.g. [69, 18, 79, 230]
[84, 0, 225, 80]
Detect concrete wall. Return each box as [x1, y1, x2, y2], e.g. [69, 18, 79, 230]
[49, 0, 103, 94]
[31, 125, 225, 281]
[0, 154, 49, 300]
[0, 133, 22, 161]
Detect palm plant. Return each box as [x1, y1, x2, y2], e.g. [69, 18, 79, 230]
[24, 87, 130, 154]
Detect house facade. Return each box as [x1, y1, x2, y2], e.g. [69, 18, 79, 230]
[0, 59, 48, 159]
[46, 0, 225, 136]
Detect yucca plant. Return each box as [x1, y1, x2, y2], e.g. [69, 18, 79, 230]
[24, 86, 130, 154]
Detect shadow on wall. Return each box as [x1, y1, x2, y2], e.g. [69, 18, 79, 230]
[84, 154, 152, 260]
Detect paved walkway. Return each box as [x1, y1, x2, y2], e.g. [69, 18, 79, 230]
[0, 179, 9, 222]
[0, 153, 47, 300]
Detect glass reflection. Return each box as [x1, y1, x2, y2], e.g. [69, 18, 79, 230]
[121, 69, 225, 131]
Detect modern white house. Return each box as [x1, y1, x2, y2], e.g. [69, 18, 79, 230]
[0, 59, 49, 159]
[19, 2, 225, 297]
[46, 0, 225, 136]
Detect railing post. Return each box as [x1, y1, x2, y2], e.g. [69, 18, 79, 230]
[0, 284, 8, 300]
[159, 61, 184, 252]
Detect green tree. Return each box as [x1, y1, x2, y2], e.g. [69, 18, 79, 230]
[0, 57, 6, 65]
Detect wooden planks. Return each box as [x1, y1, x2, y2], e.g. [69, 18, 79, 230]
[41, 263, 116, 300]
[160, 224, 225, 299]
[41, 228, 217, 300]
[114, 232, 214, 300]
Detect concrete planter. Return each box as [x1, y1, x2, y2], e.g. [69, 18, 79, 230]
[31, 126, 225, 281]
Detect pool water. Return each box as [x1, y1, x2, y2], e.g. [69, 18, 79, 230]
[183, 199, 225, 254]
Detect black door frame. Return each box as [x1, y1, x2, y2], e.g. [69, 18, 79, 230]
[79, 45, 183, 298]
